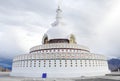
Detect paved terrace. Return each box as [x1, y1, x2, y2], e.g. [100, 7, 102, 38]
[0, 72, 120, 81]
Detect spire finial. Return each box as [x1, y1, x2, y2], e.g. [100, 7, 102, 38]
[51, 0, 63, 27]
[58, 0, 62, 9]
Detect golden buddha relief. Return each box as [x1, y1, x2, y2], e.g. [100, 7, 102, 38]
[69, 34, 76, 44]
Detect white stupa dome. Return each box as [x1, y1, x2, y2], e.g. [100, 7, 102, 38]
[45, 6, 73, 40]
[46, 23, 72, 40]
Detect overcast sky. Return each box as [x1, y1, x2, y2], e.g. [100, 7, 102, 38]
[0, 0, 120, 59]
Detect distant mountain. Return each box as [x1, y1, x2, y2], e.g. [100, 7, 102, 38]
[0, 57, 12, 70]
[108, 58, 120, 71]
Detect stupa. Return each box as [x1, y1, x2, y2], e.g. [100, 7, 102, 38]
[10, 2, 110, 78]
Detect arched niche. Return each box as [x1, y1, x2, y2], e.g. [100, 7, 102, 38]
[42, 34, 49, 44]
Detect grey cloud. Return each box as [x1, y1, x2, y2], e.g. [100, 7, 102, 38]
[0, 0, 55, 16]
[0, 0, 120, 58]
